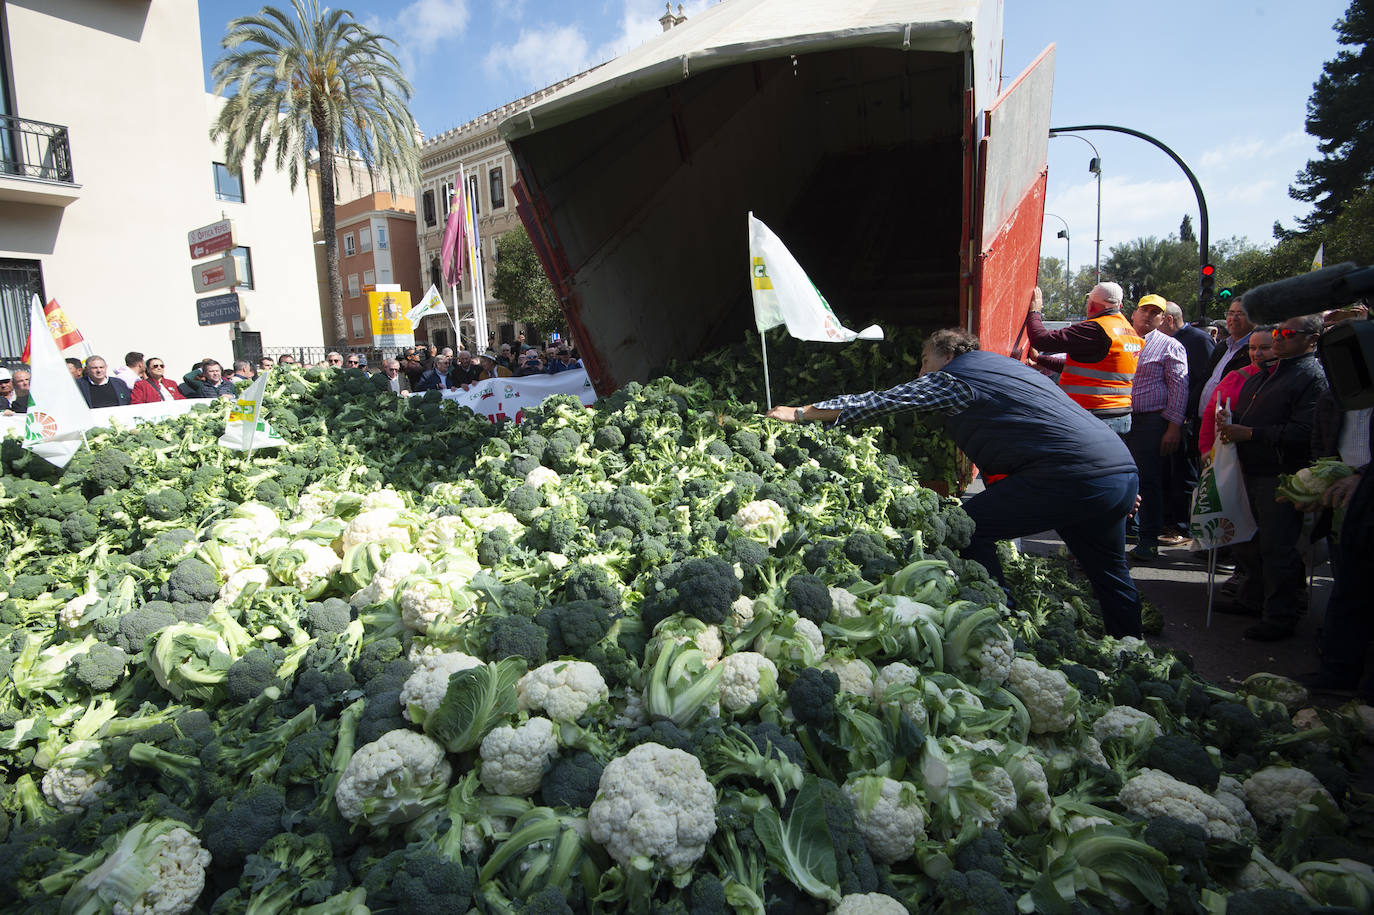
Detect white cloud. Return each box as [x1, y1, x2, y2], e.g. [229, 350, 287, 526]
[397, 0, 471, 53]
[482, 25, 596, 91]
[1042, 176, 1196, 264]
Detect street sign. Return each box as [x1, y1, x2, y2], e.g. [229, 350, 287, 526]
[196, 292, 242, 326]
[192, 254, 237, 293]
[188, 219, 235, 259]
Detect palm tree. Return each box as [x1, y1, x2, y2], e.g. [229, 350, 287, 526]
[210, 0, 419, 344]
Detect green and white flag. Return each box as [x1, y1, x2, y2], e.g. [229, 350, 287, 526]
[22, 294, 92, 468]
[406, 284, 447, 324]
[218, 371, 284, 452]
[748, 212, 882, 342]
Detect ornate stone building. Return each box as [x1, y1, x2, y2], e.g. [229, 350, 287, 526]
[416, 74, 587, 352]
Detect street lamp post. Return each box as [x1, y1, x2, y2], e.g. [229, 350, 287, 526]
[1045, 212, 1070, 310]
[1049, 132, 1102, 281]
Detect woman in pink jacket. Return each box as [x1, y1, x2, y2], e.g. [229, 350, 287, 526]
[130, 357, 186, 404]
[1199, 327, 1274, 456]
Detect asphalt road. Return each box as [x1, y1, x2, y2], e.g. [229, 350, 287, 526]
[1017, 530, 1331, 690]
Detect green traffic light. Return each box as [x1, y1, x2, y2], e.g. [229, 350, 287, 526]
[1218, 288, 1233, 301]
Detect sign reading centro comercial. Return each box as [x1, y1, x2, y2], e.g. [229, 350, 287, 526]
[196, 292, 242, 326]
[188, 219, 235, 259]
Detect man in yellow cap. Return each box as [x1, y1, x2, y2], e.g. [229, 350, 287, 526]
[1122, 294, 1188, 561]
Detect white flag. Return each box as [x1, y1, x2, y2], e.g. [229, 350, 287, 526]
[406, 284, 447, 324]
[218, 371, 283, 452]
[1311, 243, 1324, 272]
[22, 294, 93, 467]
[748, 212, 882, 343]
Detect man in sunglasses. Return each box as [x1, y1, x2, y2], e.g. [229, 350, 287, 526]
[1216, 314, 1328, 641]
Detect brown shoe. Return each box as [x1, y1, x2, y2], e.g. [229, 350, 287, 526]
[1157, 532, 1191, 546]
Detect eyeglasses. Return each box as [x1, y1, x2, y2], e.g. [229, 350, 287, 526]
[147, 363, 164, 369]
[327, 357, 343, 365]
[1271, 327, 1315, 340]
[345, 359, 360, 366]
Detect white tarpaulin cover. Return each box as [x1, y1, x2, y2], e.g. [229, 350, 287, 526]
[500, 0, 991, 141]
[422, 369, 598, 423]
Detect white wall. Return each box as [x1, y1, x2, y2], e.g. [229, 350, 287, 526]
[0, 0, 323, 369]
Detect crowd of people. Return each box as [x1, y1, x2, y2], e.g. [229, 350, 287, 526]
[771, 282, 1370, 697]
[0, 337, 585, 415]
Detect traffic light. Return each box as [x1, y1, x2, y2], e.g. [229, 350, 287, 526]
[1200, 264, 1216, 305]
[1218, 287, 1234, 303]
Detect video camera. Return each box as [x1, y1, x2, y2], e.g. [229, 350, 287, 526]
[1242, 262, 1374, 409]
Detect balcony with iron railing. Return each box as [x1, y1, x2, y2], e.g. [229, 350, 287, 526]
[0, 113, 82, 207]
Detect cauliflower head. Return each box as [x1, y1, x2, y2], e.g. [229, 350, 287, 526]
[717, 651, 779, 713]
[1092, 705, 1163, 745]
[843, 775, 925, 863]
[588, 742, 717, 871]
[479, 716, 560, 796]
[732, 499, 787, 547]
[335, 728, 452, 826]
[517, 660, 609, 722]
[1006, 657, 1078, 734]
[1242, 765, 1337, 826]
[823, 657, 876, 700]
[833, 893, 908, 915]
[400, 650, 484, 723]
[874, 662, 928, 728]
[1118, 768, 1251, 841]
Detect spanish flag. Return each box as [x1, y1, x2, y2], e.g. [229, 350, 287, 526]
[21, 298, 91, 363]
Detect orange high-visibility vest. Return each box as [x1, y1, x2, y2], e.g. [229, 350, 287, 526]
[1059, 312, 1143, 416]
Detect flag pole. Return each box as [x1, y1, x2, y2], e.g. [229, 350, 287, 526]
[761, 330, 773, 411]
[449, 282, 462, 350]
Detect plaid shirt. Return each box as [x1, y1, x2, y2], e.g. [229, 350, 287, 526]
[813, 371, 976, 424]
[1131, 329, 1188, 424]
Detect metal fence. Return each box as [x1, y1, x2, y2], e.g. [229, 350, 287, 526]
[0, 114, 75, 184]
[259, 345, 410, 369]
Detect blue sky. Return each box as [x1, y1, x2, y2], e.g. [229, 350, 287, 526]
[198, 0, 1354, 262]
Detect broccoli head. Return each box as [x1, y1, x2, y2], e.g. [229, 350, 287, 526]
[142, 489, 188, 522]
[303, 598, 353, 636]
[787, 668, 840, 729]
[643, 556, 741, 630]
[362, 844, 477, 914]
[486, 615, 548, 666]
[539, 751, 604, 809]
[537, 600, 613, 657]
[71, 643, 129, 692]
[225, 645, 288, 704]
[784, 574, 833, 625]
[160, 557, 219, 604]
[934, 869, 1015, 915]
[1143, 734, 1220, 792]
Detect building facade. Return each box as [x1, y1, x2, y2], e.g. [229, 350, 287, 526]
[334, 192, 421, 345]
[416, 74, 587, 352]
[0, 1, 325, 368]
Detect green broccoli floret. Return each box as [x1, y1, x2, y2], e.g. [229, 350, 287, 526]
[290, 642, 359, 715]
[843, 530, 899, 580]
[477, 526, 518, 568]
[627, 719, 693, 752]
[129, 528, 197, 570]
[954, 828, 1007, 879]
[539, 751, 604, 809]
[72, 446, 135, 493]
[9, 573, 55, 600]
[934, 870, 1015, 915]
[302, 597, 352, 636]
[1059, 663, 1104, 701]
[362, 844, 477, 914]
[352, 637, 408, 685]
[142, 489, 188, 522]
[97, 600, 180, 654]
[201, 782, 289, 869]
[787, 668, 840, 729]
[523, 499, 588, 554]
[644, 556, 741, 629]
[592, 425, 626, 452]
[726, 536, 768, 585]
[555, 563, 621, 607]
[71, 643, 129, 692]
[225, 645, 287, 704]
[160, 557, 219, 604]
[588, 486, 653, 531]
[941, 504, 976, 549]
[60, 510, 100, 548]
[229, 832, 337, 911]
[1144, 734, 1220, 791]
[486, 615, 548, 666]
[784, 574, 833, 625]
[812, 778, 882, 896]
[504, 484, 544, 523]
[1205, 702, 1263, 756]
[537, 600, 614, 658]
[519, 885, 573, 915]
[1143, 816, 1208, 884]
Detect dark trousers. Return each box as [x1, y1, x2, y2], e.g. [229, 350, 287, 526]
[1233, 474, 1306, 625]
[1126, 412, 1167, 542]
[1318, 472, 1374, 682]
[961, 470, 1143, 638]
[1162, 419, 1200, 533]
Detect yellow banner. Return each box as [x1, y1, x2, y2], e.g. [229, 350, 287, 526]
[367, 290, 414, 336]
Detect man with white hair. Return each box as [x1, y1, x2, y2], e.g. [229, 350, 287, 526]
[1027, 282, 1144, 436]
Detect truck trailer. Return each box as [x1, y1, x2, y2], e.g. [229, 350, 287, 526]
[502, 0, 1054, 393]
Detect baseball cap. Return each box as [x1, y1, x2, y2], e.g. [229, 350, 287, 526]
[1136, 294, 1167, 311]
[0, 368, 11, 380]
